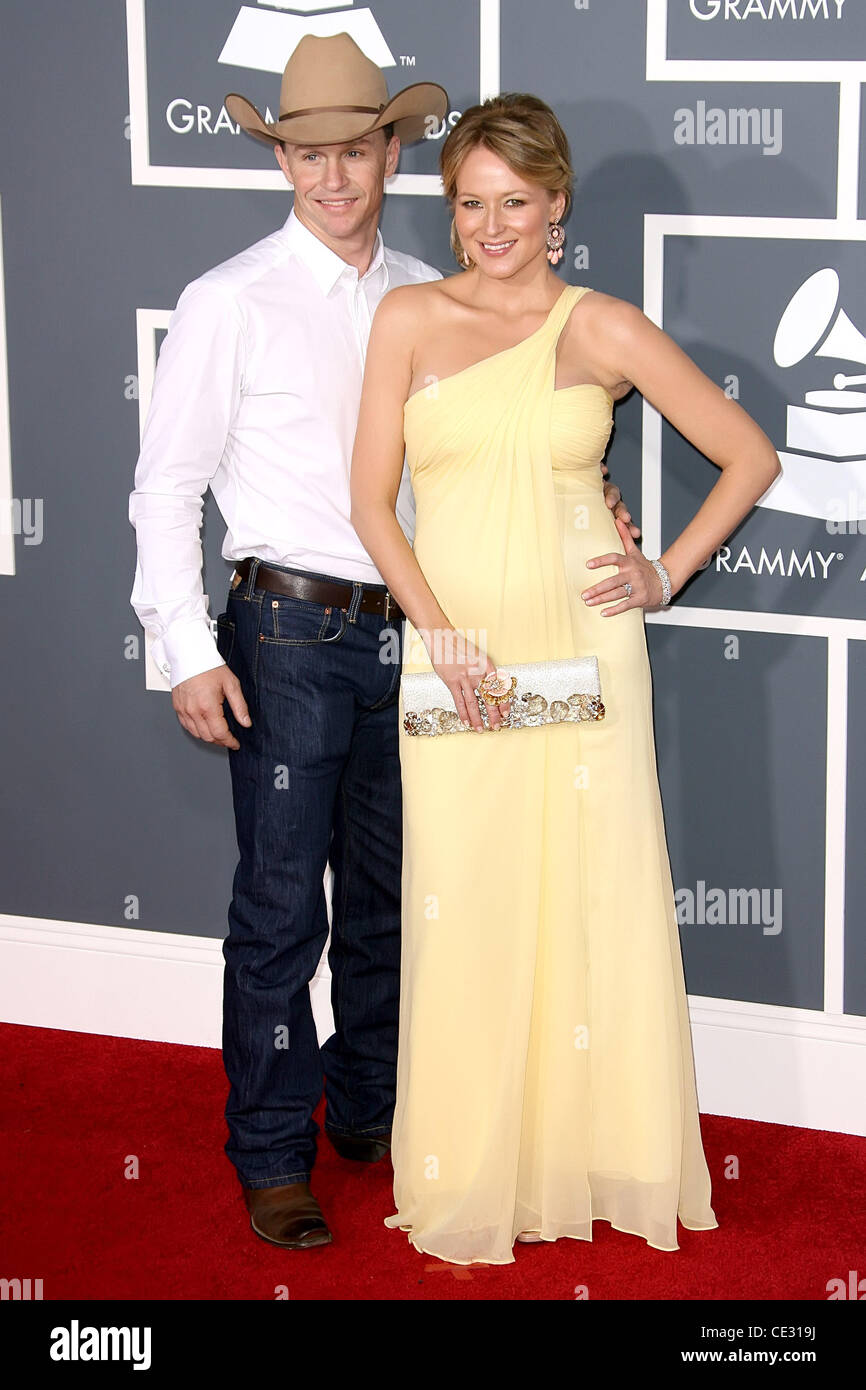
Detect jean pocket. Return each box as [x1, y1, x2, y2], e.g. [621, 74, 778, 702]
[259, 596, 348, 645]
[215, 614, 236, 665]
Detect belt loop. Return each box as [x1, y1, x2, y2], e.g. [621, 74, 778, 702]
[347, 580, 363, 624]
[231, 560, 247, 599]
[245, 557, 261, 598]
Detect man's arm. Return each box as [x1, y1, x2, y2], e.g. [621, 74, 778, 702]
[129, 278, 251, 746]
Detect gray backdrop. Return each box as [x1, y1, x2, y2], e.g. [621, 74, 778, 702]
[0, 0, 863, 1017]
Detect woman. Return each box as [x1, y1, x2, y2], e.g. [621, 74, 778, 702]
[350, 93, 780, 1265]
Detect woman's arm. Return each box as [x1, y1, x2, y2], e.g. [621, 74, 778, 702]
[581, 298, 781, 615]
[350, 287, 450, 635]
[350, 288, 505, 729]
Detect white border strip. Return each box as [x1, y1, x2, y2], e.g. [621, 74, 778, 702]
[690, 992, 866, 1045]
[125, 0, 151, 186]
[645, 604, 866, 641]
[0, 198, 14, 576]
[642, 213, 664, 561]
[837, 78, 862, 223]
[1, 916, 863, 1133]
[824, 633, 848, 1014]
[0, 914, 335, 1050]
[136, 308, 212, 694]
[479, 0, 501, 102]
[646, 213, 866, 241]
[689, 996, 866, 1135]
[135, 307, 170, 440]
[646, 0, 866, 82]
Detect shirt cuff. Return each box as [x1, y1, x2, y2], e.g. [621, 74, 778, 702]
[157, 618, 226, 689]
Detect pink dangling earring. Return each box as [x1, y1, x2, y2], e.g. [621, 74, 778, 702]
[546, 221, 565, 265]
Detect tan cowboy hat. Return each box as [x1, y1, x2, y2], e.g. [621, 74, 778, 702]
[225, 32, 448, 148]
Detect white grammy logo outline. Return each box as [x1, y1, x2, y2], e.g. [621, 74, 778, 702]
[218, 0, 396, 74]
[758, 267, 866, 523]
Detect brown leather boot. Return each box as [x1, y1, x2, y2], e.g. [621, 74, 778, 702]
[243, 1182, 332, 1249]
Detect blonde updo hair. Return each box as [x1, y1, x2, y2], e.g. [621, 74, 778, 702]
[440, 93, 575, 269]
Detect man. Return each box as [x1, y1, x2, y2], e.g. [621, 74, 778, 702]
[129, 32, 636, 1252]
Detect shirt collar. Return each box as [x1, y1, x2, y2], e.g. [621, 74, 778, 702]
[282, 207, 388, 295]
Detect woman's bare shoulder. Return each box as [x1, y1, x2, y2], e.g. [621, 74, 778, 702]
[381, 276, 472, 316]
[377, 278, 451, 316]
[371, 280, 465, 353]
[562, 288, 643, 398]
[577, 288, 649, 340]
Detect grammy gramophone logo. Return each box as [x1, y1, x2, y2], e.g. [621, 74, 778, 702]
[218, 0, 396, 74]
[759, 268, 866, 526]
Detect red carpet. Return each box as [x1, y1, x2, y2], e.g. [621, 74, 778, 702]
[1, 1022, 863, 1301]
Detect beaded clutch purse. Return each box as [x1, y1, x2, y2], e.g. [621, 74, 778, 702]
[401, 656, 605, 737]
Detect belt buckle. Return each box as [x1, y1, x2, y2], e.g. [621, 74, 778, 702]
[383, 592, 392, 621]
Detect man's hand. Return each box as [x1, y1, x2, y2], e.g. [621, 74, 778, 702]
[172, 665, 251, 750]
[601, 467, 640, 540]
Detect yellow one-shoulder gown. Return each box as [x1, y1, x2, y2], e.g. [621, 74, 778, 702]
[386, 283, 718, 1264]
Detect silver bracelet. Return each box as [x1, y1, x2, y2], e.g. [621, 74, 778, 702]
[650, 557, 672, 607]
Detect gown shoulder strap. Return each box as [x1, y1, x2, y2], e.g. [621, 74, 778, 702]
[546, 283, 594, 340]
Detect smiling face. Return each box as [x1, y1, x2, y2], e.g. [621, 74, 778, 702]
[452, 144, 566, 279]
[275, 130, 400, 251]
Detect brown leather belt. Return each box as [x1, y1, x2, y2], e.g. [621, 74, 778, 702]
[232, 556, 405, 623]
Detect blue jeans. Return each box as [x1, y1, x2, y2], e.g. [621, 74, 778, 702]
[215, 558, 404, 1189]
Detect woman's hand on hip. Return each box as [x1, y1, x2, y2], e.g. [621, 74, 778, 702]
[581, 515, 664, 616]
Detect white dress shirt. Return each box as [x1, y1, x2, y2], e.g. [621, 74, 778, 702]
[129, 208, 441, 687]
